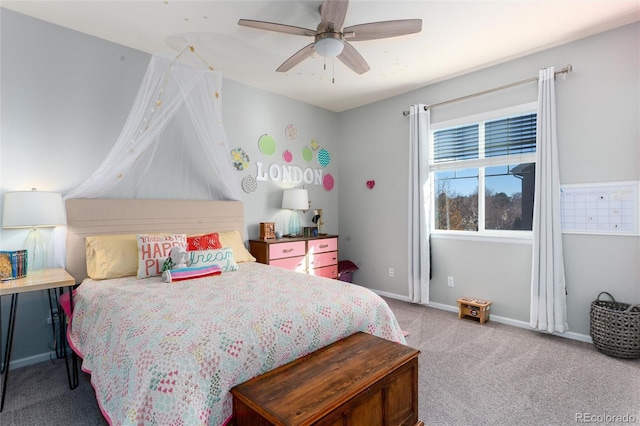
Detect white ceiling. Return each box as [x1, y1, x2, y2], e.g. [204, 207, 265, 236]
[3, 0, 639, 112]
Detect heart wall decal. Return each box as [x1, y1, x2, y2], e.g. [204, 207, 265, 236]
[366, 180, 375, 189]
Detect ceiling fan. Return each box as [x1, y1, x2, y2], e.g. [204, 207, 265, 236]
[238, 0, 422, 75]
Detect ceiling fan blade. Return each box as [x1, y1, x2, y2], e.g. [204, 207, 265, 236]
[276, 43, 316, 72]
[344, 19, 422, 41]
[238, 19, 316, 37]
[320, 0, 349, 31]
[337, 41, 370, 75]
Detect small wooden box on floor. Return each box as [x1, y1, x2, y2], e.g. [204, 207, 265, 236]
[231, 332, 423, 426]
[457, 297, 492, 324]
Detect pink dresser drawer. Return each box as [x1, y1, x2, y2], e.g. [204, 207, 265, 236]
[270, 256, 306, 272]
[310, 264, 338, 279]
[308, 251, 338, 270]
[269, 241, 306, 260]
[308, 238, 338, 254]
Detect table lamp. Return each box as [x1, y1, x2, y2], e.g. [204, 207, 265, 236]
[281, 189, 308, 237]
[2, 189, 66, 271]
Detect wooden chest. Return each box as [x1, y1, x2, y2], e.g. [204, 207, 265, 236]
[231, 332, 423, 426]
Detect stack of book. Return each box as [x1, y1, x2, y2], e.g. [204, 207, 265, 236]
[0, 250, 28, 280]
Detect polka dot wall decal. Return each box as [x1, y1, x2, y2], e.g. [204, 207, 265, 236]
[318, 148, 331, 167]
[241, 175, 258, 193]
[323, 173, 335, 191]
[285, 124, 297, 141]
[302, 146, 313, 162]
[258, 134, 276, 155]
[230, 148, 250, 171]
[283, 150, 293, 163]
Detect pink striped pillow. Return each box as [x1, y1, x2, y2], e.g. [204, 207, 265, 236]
[162, 265, 222, 282]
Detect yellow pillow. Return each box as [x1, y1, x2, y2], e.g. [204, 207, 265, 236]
[218, 230, 256, 263]
[85, 234, 138, 279]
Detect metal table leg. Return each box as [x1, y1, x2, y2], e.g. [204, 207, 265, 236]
[60, 286, 79, 389]
[46, 289, 64, 359]
[0, 294, 19, 412]
[47, 287, 79, 390]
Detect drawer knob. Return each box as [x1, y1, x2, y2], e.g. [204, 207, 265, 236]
[283, 248, 294, 253]
[319, 244, 329, 248]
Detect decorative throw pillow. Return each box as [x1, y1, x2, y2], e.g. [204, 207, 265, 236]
[217, 230, 256, 263]
[187, 232, 222, 251]
[189, 247, 239, 272]
[137, 234, 187, 279]
[86, 234, 138, 279]
[162, 265, 222, 283]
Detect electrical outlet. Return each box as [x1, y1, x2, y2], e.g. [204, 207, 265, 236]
[46, 308, 59, 325]
[389, 268, 394, 277]
[447, 276, 454, 287]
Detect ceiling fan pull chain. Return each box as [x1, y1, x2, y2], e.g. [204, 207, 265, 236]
[332, 57, 336, 84]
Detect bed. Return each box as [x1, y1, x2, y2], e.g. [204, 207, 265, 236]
[64, 199, 406, 426]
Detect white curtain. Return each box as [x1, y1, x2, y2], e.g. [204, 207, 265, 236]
[51, 53, 242, 267]
[408, 105, 431, 304]
[530, 66, 568, 333]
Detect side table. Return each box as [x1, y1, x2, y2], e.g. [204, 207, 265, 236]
[0, 268, 78, 411]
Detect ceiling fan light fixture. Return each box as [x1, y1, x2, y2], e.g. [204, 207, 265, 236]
[315, 33, 344, 57]
[238, 0, 422, 74]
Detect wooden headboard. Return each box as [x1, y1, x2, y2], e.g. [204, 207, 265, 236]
[66, 198, 246, 284]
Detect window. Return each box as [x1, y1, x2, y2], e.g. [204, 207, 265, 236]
[430, 105, 537, 234]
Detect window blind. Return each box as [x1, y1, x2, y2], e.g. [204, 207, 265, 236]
[433, 124, 478, 163]
[485, 113, 537, 157]
[433, 113, 536, 164]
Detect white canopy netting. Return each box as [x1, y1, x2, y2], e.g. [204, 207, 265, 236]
[52, 50, 242, 267]
[66, 50, 241, 201]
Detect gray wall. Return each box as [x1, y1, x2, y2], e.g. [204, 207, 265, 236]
[0, 9, 149, 364]
[339, 22, 640, 338]
[1, 8, 638, 364]
[0, 9, 338, 364]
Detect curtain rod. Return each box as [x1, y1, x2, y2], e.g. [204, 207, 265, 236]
[402, 64, 573, 116]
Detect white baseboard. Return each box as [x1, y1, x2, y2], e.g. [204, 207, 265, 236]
[373, 291, 593, 344]
[7, 351, 59, 370]
[374, 289, 411, 302]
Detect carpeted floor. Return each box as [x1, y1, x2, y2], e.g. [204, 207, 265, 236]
[0, 297, 638, 425]
[384, 297, 640, 425]
[0, 357, 106, 425]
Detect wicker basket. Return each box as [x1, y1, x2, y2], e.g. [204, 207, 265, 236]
[590, 292, 640, 359]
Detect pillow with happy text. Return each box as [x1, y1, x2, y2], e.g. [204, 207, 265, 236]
[136, 234, 187, 279]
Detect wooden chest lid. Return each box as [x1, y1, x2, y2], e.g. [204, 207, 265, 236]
[231, 332, 419, 424]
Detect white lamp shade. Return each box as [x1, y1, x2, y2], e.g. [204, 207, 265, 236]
[2, 191, 66, 228]
[282, 189, 309, 211]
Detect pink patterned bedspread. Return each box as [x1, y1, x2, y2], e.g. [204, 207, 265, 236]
[67, 262, 406, 425]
